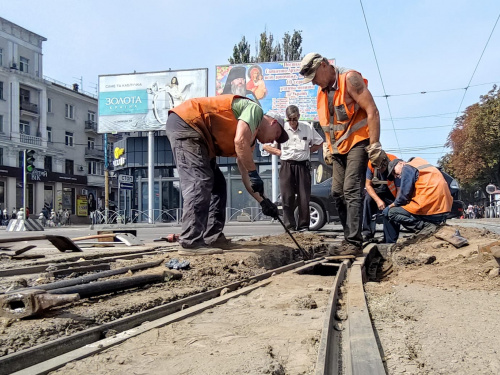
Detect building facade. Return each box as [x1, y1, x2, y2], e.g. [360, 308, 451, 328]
[0, 17, 107, 222]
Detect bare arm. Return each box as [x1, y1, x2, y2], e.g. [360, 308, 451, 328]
[262, 144, 281, 157]
[310, 143, 322, 153]
[365, 179, 386, 210]
[236, 158, 263, 203]
[346, 71, 380, 144]
[234, 119, 257, 172]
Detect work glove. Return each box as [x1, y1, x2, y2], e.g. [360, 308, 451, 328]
[382, 205, 391, 217]
[323, 143, 334, 165]
[365, 142, 387, 170]
[260, 198, 279, 219]
[248, 170, 264, 195]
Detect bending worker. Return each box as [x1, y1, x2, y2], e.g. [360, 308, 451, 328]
[262, 105, 324, 232]
[362, 152, 400, 241]
[299, 52, 385, 256]
[382, 157, 452, 243]
[166, 94, 288, 255]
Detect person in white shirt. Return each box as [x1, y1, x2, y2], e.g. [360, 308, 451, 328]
[263, 105, 324, 231]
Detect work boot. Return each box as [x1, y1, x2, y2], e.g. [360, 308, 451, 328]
[328, 241, 363, 257]
[209, 234, 235, 250]
[178, 246, 224, 256]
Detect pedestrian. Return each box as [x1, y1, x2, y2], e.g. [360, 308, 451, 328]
[299, 53, 384, 256]
[166, 94, 288, 255]
[382, 157, 453, 243]
[362, 153, 400, 241]
[262, 105, 323, 232]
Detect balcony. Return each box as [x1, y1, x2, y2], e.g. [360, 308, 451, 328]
[85, 147, 105, 159]
[20, 133, 42, 146]
[85, 120, 98, 132]
[20, 101, 39, 114]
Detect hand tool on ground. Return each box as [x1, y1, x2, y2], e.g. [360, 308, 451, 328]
[153, 234, 180, 242]
[260, 193, 311, 260]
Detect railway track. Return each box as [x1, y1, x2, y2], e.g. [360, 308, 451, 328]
[1, 244, 388, 375]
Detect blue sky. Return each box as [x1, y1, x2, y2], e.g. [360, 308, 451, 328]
[2, 0, 500, 166]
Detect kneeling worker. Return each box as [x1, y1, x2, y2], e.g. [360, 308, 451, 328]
[262, 105, 323, 232]
[362, 152, 400, 241]
[382, 157, 452, 243]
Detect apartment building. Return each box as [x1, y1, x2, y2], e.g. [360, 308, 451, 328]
[0, 17, 106, 223]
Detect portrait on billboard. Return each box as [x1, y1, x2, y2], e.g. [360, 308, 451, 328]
[98, 69, 208, 133]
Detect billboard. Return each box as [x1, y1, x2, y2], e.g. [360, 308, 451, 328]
[98, 68, 208, 133]
[215, 60, 334, 121]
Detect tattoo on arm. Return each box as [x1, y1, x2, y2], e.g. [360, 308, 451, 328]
[347, 73, 364, 95]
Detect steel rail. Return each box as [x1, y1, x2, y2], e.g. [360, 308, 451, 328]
[0, 259, 310, 375]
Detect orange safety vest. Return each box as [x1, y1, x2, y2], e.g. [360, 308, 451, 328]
[368, 153, 398, 197]
[169, 95, 246, 158]
[402, 157, 453, 215]
[317, 69, 369, 155]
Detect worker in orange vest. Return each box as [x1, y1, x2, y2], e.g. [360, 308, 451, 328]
[300, 53, 384, 256]
[166, 95, 288, 256]
[362, 153, 400, 241]
[383, 158, 453, 243]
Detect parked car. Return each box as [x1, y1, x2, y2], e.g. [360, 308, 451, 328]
[276, 169, 465, 231]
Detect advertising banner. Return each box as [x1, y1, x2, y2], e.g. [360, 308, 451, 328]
[98, 69, 208, 133]
[215, 59, 334, 121]
[76, 195, 88, 217]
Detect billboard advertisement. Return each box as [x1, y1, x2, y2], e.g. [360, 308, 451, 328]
[98, 68, 208, 133]
[215, 60, 334, 121]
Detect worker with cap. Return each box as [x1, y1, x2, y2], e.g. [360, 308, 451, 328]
[362, 152, 400, 241]
[166, 95, 288, 255]
[299, 52, 384, 256]
[382, 157, 453, 243]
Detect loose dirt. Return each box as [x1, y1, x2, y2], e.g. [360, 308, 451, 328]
[2, 224, 500, 375]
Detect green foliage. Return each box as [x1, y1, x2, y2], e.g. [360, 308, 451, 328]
[440, 85, 500, 196]
[228, 30, 303, 63]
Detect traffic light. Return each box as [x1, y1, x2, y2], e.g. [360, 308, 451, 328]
[26, 149, 36, 173]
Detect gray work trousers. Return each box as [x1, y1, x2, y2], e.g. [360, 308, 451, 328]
[330, 140, 369, 248]
[166, 113, 226, 248]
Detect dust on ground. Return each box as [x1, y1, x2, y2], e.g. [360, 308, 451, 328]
[0, 232, 331, 358]
[365, 223, 500, 374]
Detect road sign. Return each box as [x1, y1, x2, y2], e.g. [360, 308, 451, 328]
[119, 175, 134, 183]
[120, 182, 133, 190]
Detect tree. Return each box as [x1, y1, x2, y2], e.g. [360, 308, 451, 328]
[440, 85, 500, 196]
[228, 36, 252, 64]
[228, 30, 303, 63]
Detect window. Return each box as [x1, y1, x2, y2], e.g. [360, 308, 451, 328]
[65, 131, 74, 146]
[0, 82, 3, 100]
[0, 115, 3, 133]
[20, 88, 30, 103]
[20, 57, 29, 73]
[0, 48, 3, 67]
[88, 111, 96, 122]
[65, 104, 74, 119]
[87, 137, 95, 149]
[65, 159, 74, 175]
[44, 155, 52, 171]
[87, 161, 104, 175]
[47, 127, 52, 142]
[0, 148, 3, 165]
[47, 98, 52, 113]
[20, 120, 30, 135]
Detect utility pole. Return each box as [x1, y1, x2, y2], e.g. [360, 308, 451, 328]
[104, 133, 109, 224]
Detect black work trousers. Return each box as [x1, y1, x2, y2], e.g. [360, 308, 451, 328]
[166, 113, 227, 248]
[362, 190, 395, 238]
[279, 160, 312, 231]
[330, 140, 369, 248]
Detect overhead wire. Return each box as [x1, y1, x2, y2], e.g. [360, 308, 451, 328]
[438, 12, 500, 160]
[359, 0, 402, 156]
[373, 80, 500, 98]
